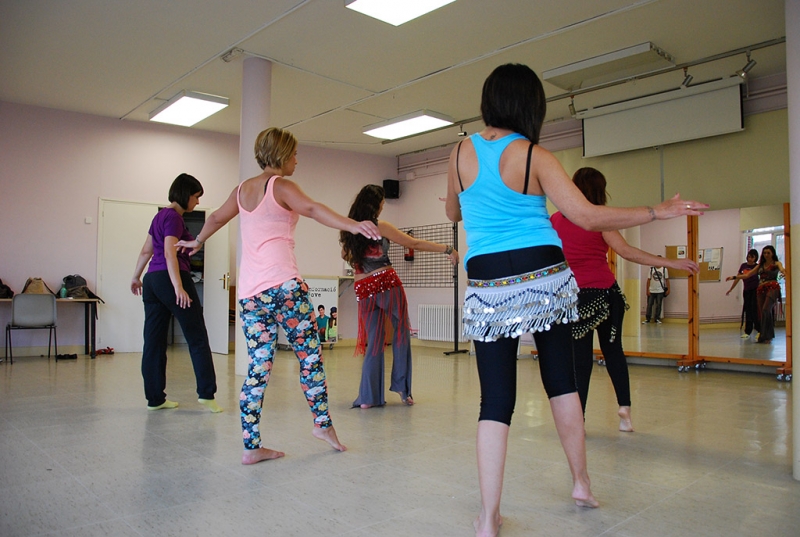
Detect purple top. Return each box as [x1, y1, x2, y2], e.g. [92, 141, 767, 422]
[147, 207, 193, 273]
[739, 262, 758, 291]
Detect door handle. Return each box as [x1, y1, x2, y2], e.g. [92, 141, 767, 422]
[220, 272, 230, 290]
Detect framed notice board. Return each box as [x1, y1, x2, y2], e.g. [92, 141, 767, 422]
[664, 245, 722, 281]
[665, 245, 690, 278]
[698, 247, 723, 282]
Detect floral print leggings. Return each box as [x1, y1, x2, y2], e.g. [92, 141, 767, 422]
[239, 278, 332, 450]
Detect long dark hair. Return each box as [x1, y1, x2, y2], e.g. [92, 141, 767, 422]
[481, 63, 546, 144]
[759, 245, 779, 267]
[340, 184, 384, 266]
[572, 167, 608, 206]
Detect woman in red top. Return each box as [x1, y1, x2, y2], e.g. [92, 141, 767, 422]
[551, 168, 698, 432]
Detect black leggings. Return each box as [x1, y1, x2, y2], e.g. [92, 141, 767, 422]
[573, 290, 631, 413]
[468, 246, 578, 425]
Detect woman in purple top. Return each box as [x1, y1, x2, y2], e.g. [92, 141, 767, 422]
[131, 173, 221, 413]
[726, 249, 760, 340]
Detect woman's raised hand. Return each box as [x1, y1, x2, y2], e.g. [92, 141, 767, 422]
[447, 248, 460, 265]
[654, 193, 709, 220]
[670, 259, 700, 274]
[175, 239, 202, 256]
[352, 220, 381, 240]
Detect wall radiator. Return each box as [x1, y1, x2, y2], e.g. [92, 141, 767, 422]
[418, 304, 466, 342]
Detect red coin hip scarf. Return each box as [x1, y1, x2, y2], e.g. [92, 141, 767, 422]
[354, 268, 403, 301]
[353, 268, 409, 355]
[757, 280, 780, 295]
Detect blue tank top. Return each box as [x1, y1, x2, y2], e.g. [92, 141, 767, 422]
[459, 133, 562, 269]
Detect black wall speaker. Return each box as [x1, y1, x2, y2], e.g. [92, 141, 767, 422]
[383, 179, 400, 199]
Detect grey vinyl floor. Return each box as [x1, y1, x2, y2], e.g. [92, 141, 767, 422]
[1, 342, 798, 536]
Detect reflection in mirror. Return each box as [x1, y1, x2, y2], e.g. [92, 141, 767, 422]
[622, 218, 689, 356]
[698, 205, 786, 364]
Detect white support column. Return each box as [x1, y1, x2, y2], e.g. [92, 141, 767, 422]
[235, 57, 272, 377]
[786, 0, 800, 481]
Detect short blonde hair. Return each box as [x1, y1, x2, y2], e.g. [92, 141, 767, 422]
[254, 127, 297, 170]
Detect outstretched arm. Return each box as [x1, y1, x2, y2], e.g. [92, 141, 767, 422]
[274, 177, 381, 240]
[603, 231, 699, 273]
[726, 277, 741, 295]
[535, 146, 707, 231]
[727, 265, 759, 282]
[378, 220, 459, 265]
[176, 186, 240, 254]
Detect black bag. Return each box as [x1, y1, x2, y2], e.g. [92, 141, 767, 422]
[62, 274, 104, 303]
[0, 278, 14, 298]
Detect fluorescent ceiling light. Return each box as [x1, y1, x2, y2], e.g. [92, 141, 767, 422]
[149, 90, 229, 127]
[543, 42, 674, 91]
[363, 110, 454, 140]
[345, 0, 457, 26]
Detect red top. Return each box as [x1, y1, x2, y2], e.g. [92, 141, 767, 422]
[550, 212, 615, 289]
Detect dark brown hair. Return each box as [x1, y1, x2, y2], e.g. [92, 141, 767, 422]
[340, 184, 384, 266]
[572, 167, 608, 206]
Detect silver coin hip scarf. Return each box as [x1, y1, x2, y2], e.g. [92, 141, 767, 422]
[462, 261, 579, 342]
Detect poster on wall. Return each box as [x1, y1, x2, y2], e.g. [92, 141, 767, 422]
[277, 276, 339, 347]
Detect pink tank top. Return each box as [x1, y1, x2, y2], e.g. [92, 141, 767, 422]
[237, 176, 301, 299]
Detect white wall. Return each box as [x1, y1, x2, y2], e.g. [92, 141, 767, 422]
[0, 101, 395, 346]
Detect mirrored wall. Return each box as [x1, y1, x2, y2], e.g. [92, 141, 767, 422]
[633, 204, 790, 371]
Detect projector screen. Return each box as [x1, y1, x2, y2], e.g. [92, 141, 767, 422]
[582, 84, 743, 158]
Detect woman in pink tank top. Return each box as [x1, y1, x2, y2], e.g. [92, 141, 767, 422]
[178, 127, 380, 465]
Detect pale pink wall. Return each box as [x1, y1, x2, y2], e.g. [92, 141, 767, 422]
[697, 209, 743, 321]
[0, 101, 239, 347]
[639, 218, 689, 317]
[639, 210, 744, 320]
[0, 101, 395, 345]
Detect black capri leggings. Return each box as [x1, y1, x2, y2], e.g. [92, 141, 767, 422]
[468, 245, 579, 425]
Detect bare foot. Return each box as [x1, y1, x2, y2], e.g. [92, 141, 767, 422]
[312, 426, 347, 452]
[473, 512, 503, 537]
[573, 486, 599, 508]
[401, 394, 414, 406]
[241, 447, 285, 465]
[618, 406, 634, 432]
[360, 404, 374, 409]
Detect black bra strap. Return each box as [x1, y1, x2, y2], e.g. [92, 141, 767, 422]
[523, 143, 533, 195]
[456, 141, 465, 192]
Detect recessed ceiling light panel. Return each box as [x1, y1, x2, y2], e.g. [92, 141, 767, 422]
[149, 90, 229, 127]
[363, 110, 454, 140]
[345, 0, 457, 26]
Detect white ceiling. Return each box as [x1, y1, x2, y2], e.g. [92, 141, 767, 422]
[0, 0, 787, 158]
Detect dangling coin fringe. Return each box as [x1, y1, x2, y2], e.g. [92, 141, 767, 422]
[463, 262, 579, 342]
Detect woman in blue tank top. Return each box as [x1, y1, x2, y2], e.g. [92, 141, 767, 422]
[445, 63, 707, 536]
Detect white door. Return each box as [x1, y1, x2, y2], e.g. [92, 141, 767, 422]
[202, 225, 229, 354]
[97, 200, 155, 352]
[97, 199, 229, 354]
